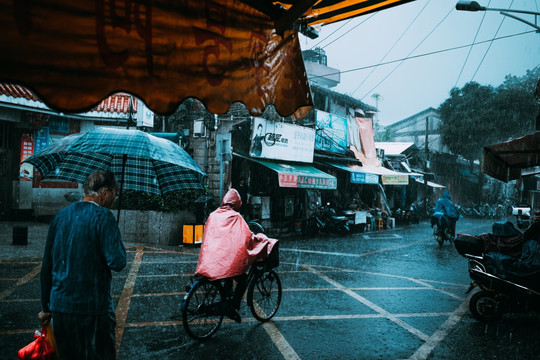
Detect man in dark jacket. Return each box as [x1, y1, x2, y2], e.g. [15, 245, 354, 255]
[39, 170, 126, 359]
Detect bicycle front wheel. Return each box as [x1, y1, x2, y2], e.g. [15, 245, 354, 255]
[248, 221, 265, 234]
[181, 280, 225, 340]
[247, 269, 282, 322]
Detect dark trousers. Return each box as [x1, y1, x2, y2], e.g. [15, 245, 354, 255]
[223, 273, 248, 310]
[52, 312, 116, 360]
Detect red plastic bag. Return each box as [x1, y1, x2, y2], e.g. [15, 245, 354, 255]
[17, 327, 55, 360]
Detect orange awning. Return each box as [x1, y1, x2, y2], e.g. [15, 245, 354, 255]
[481, 131, 540, 182]
[0, 0, 412, 116]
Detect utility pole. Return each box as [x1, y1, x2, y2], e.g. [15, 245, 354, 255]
[424, 116, 429, 216]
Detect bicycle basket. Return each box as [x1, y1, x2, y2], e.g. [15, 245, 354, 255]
[265, 242, 279, 268]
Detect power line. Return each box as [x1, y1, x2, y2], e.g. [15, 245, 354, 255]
[454, 0, 492, 88]
[318, 12, 379, 50]
[309, 19, 354, 50]
[307, 30, 535, 81]
[471, 0, 515, 82]
[351, 0, 431, 97]
[359, 6, 455, 101]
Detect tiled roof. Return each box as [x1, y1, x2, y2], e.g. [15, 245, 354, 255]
[92, 93, 138, 113]
[0, 83, 137, 113]
[0, 83, 38, 101]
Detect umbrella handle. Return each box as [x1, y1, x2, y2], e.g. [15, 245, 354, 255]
[117, 154, 127, 224]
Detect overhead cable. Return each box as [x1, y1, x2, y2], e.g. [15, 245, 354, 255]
[308, 31, 535, 80]
[454, 0, 492, 88]
[359, 6, 455, 101]
[318, 12, 379, 49]
[351, 0, 431, 97]
[471, 0, 515, 82]
[309, 19, 354, 49]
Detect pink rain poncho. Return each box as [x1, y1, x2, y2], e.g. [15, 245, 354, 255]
[195, 189, 278, 281]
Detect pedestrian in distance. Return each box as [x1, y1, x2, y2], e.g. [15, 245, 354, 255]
[39, 170, 126, 360]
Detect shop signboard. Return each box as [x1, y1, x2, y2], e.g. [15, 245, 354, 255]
[382, 175, 409, 185]
[49, 117, 70, 133]
[249, 117, 314, 163]
[19, 135, 34, 181]
[315, 110, 347, 154]
[277, 173, 337, 189]
[350, 172, 379, 184]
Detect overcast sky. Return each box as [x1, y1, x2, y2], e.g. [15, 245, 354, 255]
[299, 0, 540, 126]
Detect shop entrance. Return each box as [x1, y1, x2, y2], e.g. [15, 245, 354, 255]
[0, 123, 14, 217]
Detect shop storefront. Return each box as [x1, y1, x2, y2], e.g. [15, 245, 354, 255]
[234, 153, 337, 233]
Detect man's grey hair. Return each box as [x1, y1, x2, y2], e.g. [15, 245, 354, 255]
[83, 170, 118, 196]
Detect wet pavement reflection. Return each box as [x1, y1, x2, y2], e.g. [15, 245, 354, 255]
[2, 218, 540, 359]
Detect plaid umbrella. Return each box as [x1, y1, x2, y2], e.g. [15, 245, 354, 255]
[23, 127, 206, 195]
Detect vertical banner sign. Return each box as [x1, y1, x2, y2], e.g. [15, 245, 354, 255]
[34, 127, 50, 154]
[20, 135, 34, 180]
[315, 110, 348, 153]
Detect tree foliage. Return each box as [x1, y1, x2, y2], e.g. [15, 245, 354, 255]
[438, 67, 539, 164]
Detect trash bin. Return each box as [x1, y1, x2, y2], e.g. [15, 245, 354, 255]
[13, 226, 28, 245]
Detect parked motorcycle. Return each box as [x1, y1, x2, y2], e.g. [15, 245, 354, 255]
[430, 211, 455, 246]
[455, 221, 540, 322]
[512, 204, 531, 230]
[462, 254, 540, 322]
[305, 203, 350, 235]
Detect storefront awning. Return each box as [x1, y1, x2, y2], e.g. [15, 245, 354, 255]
[327, 163, 418, 185]
[255, 159, 337, 189]
[481, 131, 540, 182]
[326, 163, 378, 184]
[415, 178, 446, 188]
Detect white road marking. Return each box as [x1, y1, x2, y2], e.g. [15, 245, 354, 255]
[303, 265, 430, 342]
[407, 293, 473, 360]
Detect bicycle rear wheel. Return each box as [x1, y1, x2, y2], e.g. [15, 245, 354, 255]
[247, 269, 282, 322]
[181, 279, 225, 340]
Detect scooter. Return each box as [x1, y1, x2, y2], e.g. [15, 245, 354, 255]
[305, 203, 350, 235]
[430, 211, 455, 246]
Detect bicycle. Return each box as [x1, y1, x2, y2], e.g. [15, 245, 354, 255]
[247, 220, 265, 234]
[181, 225, 281, 341]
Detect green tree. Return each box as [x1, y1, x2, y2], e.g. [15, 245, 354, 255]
[439, 67, 539, 166]
[439, 82, 498, 166]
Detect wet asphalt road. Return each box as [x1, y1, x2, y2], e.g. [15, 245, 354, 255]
[1, 218, 540, 359]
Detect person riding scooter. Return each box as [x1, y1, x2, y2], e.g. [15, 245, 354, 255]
[433, 190, 460, 238]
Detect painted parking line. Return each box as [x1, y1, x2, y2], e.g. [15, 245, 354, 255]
[281, 238, 429, 259]
[302, 264, 430, 341]
[0, 264, 41, 301]
[363, 234, 402, 239]
[407, 293, 472, 360]
[115, 245, 143, 357]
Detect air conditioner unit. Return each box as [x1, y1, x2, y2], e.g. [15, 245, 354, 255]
[193, 120, 206, 138]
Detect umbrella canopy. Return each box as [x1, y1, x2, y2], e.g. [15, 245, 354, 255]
[23, 128, 206, 196]
[481, 131, 540, 182]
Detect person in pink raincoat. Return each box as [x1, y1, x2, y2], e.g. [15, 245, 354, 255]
[195, 188, 278, 322]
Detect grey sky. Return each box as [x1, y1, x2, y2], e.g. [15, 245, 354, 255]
[299, 0, 540, 125]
